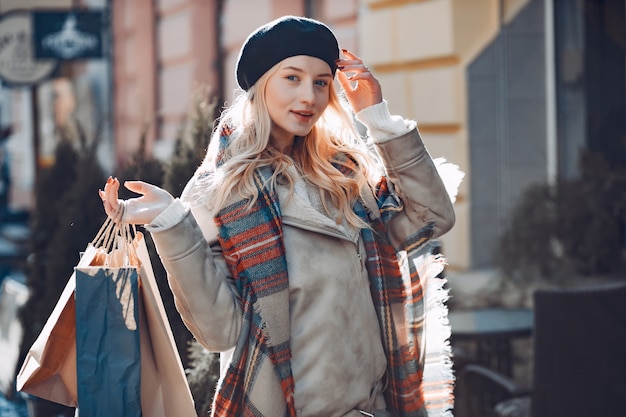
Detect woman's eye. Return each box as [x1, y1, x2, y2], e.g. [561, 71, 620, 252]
[315, 80, 328, 87]
[286, 75, 299, 81]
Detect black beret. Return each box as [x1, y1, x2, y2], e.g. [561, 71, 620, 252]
[236, 16, 340, 91]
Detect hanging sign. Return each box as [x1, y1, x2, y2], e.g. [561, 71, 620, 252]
[0, 11, 58, 86]
[32, 10, 105, 60]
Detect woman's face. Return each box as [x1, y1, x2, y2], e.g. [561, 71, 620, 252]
[264, 55, 333, 147]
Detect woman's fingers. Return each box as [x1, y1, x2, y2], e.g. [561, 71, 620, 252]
[336, 49, 382, 113]
[100, 178, 174, 224]
[342, 69, 375, 82]
[124, 180, 150, 195]
[337, 62, 371, 78]
[337, 61, 368, 70]
[100, 177, 121, 219]
[336, 70, 362, 100]
[338, 48, 360, 62]
[337, 50, 371, 75]
[100, 179, 174, 225]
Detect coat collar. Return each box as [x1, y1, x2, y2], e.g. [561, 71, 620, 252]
[277, 164, 381, 243]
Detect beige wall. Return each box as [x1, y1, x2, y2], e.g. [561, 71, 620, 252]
[357, 0, 533, 270]
[112, 0, 220, 165]
[221, 0, 307, 102]
[313, 0, 359, 52]
[503, 0, 532, 23]
[358, 0, 508, 270]
[112, 0, 157, 164]
[155, 0, 219, 154]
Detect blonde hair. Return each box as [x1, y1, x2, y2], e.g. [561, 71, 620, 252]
[197, 62, 381, 227]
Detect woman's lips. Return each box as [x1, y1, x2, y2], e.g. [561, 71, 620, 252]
[292, 110, 314, 122]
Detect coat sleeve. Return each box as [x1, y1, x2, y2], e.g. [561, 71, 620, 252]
[372, 127, 456, 249]
[146, 198, 242, 352]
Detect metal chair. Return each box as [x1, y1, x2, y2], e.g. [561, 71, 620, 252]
[456, 282, 626, 417]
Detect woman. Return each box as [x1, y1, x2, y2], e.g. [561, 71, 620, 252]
[101, 15, 459, 417]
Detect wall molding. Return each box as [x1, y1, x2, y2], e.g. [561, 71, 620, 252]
[367, 0, 432, 11]
[372, 55, 460, 73]
[418, 123, 462, 134]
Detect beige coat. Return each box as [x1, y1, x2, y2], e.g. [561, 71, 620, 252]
[147, 127, 456, 416]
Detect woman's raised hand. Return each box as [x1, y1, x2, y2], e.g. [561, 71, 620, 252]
[99, 177, 174, 225]
[336, 49, 383, 114]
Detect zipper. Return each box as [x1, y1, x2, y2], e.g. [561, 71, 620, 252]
[283, 216, 364, 273]
[282, 217, 358, 243]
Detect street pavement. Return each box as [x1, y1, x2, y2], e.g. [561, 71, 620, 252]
[0, 274, 29, 417]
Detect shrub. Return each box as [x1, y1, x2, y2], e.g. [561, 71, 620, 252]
[17, 123, 106, 416]
[186, 340, 220, 417]
[497, 151, 626, 282]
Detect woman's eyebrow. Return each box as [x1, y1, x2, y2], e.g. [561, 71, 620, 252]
[281, 66, 333, 78]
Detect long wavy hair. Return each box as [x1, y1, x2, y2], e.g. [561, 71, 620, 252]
[194, 61, 382, 227]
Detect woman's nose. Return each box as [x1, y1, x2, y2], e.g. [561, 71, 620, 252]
[299, 83, 316, 104]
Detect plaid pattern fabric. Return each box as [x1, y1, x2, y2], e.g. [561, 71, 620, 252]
[212, 168, 295, 417]
[210, 130, 453, 417]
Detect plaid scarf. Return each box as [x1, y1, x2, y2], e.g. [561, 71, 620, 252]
[210, 130, 454, 417]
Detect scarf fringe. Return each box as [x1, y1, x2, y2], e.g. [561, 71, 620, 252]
[412, 245, 455, 417]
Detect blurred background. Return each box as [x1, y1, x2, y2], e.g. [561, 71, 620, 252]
[0, 0, 624, 416]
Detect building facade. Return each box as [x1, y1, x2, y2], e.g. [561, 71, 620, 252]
[1, 0, 624, 273]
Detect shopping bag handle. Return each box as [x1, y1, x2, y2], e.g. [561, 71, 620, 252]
[91, 204, 138, 266]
